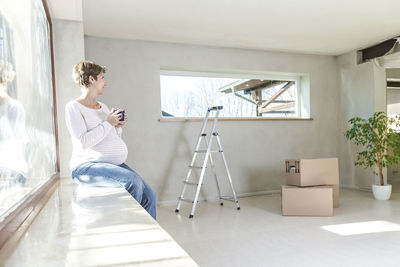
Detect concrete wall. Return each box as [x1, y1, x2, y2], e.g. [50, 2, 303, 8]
[387, 68, 400, 115]
[387, 68, 400, 78]
[84, 37, 339, 202]
[337, 52, 387, 188]
[386, 68, 400, 180]
[51, 29, 391, 199]
[53, 19, 85, 177]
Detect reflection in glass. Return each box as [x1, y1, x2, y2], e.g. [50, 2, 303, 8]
[0, 61, 28, 189]
[0, 0, 57, 218]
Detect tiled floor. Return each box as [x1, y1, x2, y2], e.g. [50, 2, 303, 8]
[157, 184, 400, 267]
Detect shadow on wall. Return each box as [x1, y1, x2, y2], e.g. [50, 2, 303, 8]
[158, 123, 208, 202]
[241, 166, 284, 194]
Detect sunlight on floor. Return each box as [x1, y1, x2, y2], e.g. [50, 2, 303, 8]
[321, 220, 400, 236]
[66, 222, 193, 265]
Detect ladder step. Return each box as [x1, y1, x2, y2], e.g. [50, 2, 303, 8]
[189, 165, 206, 169]
[208, 106, 223, 111]
[184, 181, 200, 186]
[195, 150, 222, 153]
[179, 197, 198, 203]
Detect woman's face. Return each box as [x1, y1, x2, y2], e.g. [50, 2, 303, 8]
[90, 73, 106, 95]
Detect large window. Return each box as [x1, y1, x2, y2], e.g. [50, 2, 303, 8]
[0, 0, 58, 220]
[160, 71, 302, 118]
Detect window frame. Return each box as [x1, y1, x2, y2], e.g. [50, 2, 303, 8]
[0, 0, 60, 253]
[159, 69, 306, 120]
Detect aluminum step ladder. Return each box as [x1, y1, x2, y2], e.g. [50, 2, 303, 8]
[175, 106, 240, 218]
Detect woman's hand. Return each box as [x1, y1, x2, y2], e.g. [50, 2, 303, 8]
[107, 108, 123, 126]
[116, 113, 128, 128]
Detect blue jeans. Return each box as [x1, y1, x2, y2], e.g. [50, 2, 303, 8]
[72, 162, 157, 220]
[0, 167, 27, 189]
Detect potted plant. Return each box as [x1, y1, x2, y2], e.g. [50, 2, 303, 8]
[346, 111, 400, 200]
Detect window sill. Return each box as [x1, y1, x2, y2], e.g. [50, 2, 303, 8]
[3, 179, 197, 266]
[0, 174, 59, 255]
[159, 117, 313, 122]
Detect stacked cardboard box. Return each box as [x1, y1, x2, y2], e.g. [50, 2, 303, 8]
[282, 158, 339, 216]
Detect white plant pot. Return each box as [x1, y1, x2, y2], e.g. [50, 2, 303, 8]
[372, 184, 392, 200]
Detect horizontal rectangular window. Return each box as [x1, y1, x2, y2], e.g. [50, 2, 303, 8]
[160, 71, 302, 118]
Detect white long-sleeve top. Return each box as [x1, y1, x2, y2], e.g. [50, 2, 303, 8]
[65, 100, 128, 172]
[0, 97, 28, 175]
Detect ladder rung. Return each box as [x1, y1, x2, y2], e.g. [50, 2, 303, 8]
[179, 197, 198, 203]
[195, 150, 222, 153]
[184, 181, 200, 186]
[189, 165, 206, 169]
[208, 106, 223, 111]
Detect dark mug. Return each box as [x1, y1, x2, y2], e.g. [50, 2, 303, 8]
[119, 110, 125, 121]
[113, 108, 125, 121]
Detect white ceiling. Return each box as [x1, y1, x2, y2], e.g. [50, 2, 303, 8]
[51, 0, 400, 56]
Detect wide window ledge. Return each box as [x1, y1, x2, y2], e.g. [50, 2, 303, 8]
[159, 117, 313, 122]
[2, 179, 197, 266]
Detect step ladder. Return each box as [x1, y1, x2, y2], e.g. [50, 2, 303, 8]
[175, 106, 240, 218]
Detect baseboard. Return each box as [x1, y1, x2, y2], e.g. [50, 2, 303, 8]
[237, 190, 281, 198]
[157, 186, 374, 206]
[340, 184, 372, 192]
[158, 189, 281, 206]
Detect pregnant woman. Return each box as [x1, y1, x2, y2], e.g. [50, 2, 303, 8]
[65, 61, 157, 219]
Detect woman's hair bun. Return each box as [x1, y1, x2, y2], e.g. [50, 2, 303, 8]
[72, 61, 106, 87]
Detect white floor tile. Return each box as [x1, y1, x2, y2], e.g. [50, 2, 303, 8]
[158, 185, 400, 267]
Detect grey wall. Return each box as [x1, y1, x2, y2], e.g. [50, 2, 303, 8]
[53, 19, 85, 178]
[387, 68, 400, 114]
[386, 68, 400, 180]
[84, 37, 339, 202]
[387, 68, 400, 78]
[337, 52, 387, 189]
[387, 91, 400, 114]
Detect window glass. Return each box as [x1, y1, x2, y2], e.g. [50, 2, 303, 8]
[0, 0, 57, 218]
[160, 72, 299, 118]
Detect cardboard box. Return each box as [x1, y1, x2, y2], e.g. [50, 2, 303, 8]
[285, 158, 340, 208]
[281, 185, 333, 216]
[285, 157, 339, 186]
[332, 184, 339, 208]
